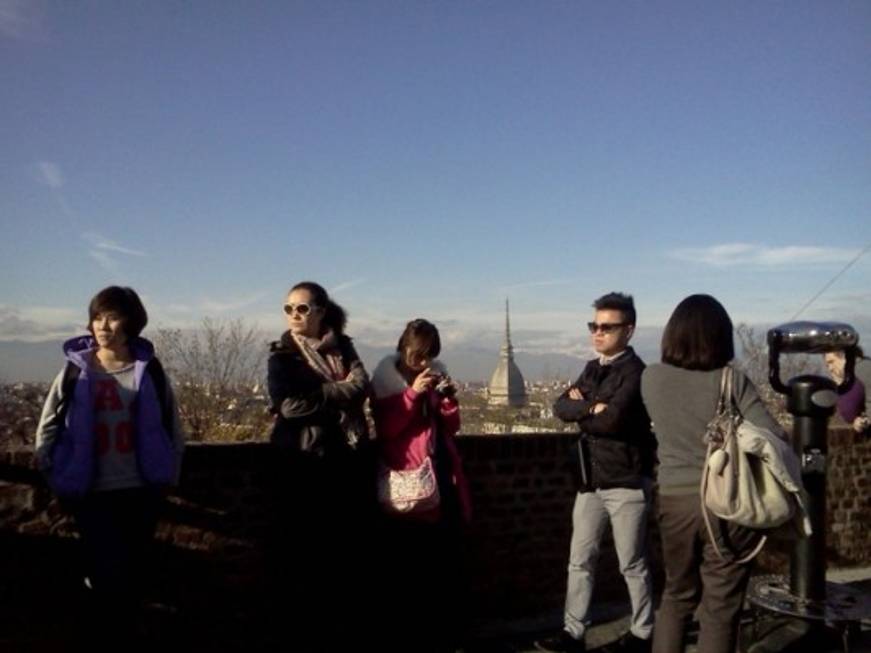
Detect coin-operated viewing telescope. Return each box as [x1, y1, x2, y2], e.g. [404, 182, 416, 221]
[745, 322, 869, 652]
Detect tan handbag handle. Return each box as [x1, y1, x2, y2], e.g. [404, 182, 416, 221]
[700, 367, 766, 564]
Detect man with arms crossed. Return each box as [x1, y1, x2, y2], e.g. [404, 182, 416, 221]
[536, 292, 655, 653]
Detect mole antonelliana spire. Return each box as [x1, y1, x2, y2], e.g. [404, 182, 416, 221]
[487, 299, 528, 407]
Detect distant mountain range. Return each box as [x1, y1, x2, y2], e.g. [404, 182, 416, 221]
[353, 342, 602, 384]
[0, 340, 71, 384]
[0, 337, 661, 384]
[12, 317, 867, 384]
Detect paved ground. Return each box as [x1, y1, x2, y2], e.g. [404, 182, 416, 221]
[1, 532, 868, 652]
[484, 568, 871, 653]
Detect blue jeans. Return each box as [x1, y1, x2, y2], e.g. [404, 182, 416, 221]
[564, 482, 654, 640]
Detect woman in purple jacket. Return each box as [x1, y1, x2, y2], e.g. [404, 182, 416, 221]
[35, 286, 185, 646]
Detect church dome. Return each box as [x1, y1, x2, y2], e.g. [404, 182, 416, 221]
[487, 300, 528, 407]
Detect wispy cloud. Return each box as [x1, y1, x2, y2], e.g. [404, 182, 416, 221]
[670, 243, 860, 267]
[798, 290, 871, 323]
[82, 233, 147, 272]
[0, 0, 43, 40]
[331, 278, 366, 294]
[83, 232, 147, 257]
[33, 161, 75, 217]
[0, 305, 80, 341]
[499, 278, 576, 291]
[199, 292, 269, 314]
[88, 249, 118, 272]
[35, 161, 64, 189]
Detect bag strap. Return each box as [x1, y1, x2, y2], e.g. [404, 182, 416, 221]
[700, 479, 767, 564]
[144, 357, 173, 436]
[717, 366, 730, 415]
[426, 384, 455, 458]
[722, 365, 739, 422]
[55, 362, 81, 426]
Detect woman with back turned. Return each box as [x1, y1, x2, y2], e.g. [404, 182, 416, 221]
[641, 294, 785, 653]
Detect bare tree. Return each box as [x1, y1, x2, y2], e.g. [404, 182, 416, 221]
[0, 382, 48, 449]
[154, 318, 270, 442]
[734, 323, 821, 424]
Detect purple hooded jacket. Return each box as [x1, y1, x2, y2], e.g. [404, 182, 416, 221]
[837, 378, 866, 424]
[47, 335, 178, 498]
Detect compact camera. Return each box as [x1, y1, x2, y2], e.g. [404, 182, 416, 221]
[434, 374, 456, 397]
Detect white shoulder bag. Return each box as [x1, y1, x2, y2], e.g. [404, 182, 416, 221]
[701, 366, 797, 562]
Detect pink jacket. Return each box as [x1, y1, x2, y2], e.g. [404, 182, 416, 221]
[370, 354, 472, 523]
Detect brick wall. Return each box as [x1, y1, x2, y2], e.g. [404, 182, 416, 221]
[823, 426, 871, 565]
[459, 433, 661, 620]
[1, 426, 868, 626]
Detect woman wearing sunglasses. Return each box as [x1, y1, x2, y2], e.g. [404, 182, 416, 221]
[265, 280, 373, 649]
[370, 318, 472, 651]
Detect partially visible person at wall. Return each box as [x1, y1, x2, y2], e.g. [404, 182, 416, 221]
[34, 286, 185, 648]
[536, 292, 656, 653]
[265, 281, 373, 649]
[370, 318, 472, 652]
[824, 347, 870, 434]
[641, 294, 785, 653]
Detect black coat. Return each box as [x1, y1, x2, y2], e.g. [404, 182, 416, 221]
[553, 347, 656, 491]
[266, 331, 370, 456]
[264, 332, 376, 644]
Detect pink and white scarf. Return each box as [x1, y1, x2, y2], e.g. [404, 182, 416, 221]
[291, 330, 346, 381]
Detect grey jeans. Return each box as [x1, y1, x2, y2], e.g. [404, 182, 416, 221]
[564, 482, 654, 640]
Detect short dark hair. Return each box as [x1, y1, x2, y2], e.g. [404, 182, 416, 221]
[661, 294, 734, 370]
[396, 319, 441, 360]
[289, 281, 348, 335]
[593, 292, 636, 326]
[87, 286, 148, 338]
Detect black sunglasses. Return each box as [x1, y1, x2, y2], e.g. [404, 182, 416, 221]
[587, 321, 628, 334]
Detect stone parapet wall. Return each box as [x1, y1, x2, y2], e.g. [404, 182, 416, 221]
[1, 427, 868, 623]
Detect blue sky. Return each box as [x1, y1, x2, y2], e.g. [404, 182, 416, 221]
[1, 1, 869, 365]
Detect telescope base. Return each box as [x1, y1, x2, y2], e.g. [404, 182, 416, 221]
[742, 575, 871, 653]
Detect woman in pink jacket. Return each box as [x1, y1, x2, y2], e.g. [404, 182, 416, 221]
[370, 318, 471, 651]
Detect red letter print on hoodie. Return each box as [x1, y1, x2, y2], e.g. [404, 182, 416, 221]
[92, 368, 141, 490]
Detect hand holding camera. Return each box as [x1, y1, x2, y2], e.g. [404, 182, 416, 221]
[412, 368, 438, 393]
[411, 368, 457, 397]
